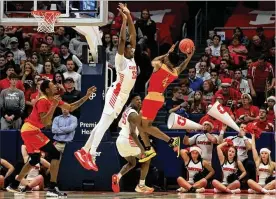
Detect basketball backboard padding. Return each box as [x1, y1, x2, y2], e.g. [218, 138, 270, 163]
[0, 0, 108, 27]
[74, 26, 103, 63]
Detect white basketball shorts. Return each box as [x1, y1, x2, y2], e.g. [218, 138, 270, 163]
[116, 136, 141, 157]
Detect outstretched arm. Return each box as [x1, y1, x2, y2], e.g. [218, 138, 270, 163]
[119, 3, 136, 49]
[176, 47, 195, 75]
[59, 86, 97, 112]
[152, 44, 177, 69]
[117, 8, 127, 55]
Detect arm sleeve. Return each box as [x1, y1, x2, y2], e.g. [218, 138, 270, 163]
[72, 55, 83, 73]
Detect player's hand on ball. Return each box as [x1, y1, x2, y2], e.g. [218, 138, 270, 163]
[86, 86, 97, 96]
[185, 46, 195, 57]
[53, 95, 61, 107]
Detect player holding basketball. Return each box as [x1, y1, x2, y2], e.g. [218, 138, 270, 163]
[138, 43, 195, 162]
[74, 3, 138, 171]
[7, 80, 96, 197]
[112, 94, 154, 194]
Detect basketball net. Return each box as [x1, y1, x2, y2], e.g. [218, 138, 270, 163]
[31, 10, 61, 33]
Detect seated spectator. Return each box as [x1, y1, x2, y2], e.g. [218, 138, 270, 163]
[62, 77, 81, 119]
[247, 54, 274, 107]
[212, 78, 242, 109]
[231, 68, 250, 94]
[266, 96, 275, 123]
[0, 25, 11, 50]
[202, 80, 214, 105]
[195, 53, 216, 73]
[135, 9, 157, 59]
[189, 91, 206, 114]
[165, 87, 189, 119]
[251, 107, 274, 132]
[10, 37, 26, 66]
[179, 78, 194, 101]
[0, 65, 25, 92]
[38, 42, 53, 65]
[0, 73, 25, 130]
[23, 41, 32, 60]
[63, 60, 81, 91]
[199, 105, 223, 133]
[248, 35, 269, 61]
[196, 61, 211, 81]
[19, 145, 50, 191]
[106, 34, 119, 69]
[0, 55, 7, 80]
[69, 34, 87, 61]
[102, 33, 112, 49]
[52, 72, 65, 95]
[210, 69, 221, 92]
[188, 68, 203, 91]
[52, 53, 67, 73]
[45, 35, 60, 55]
[218, 59, 234, 80]
[232, 27, 249, 47]
[221, 51, 235, 68]
[228, 37, 248, 66]
[40, 61, 54, 81]
[60, 43, 82, 73]
[52, 108, 78, 153]
[209, 35, 222, 65]
[0, 158, 14, 189]
[53, 27, 69, 47]
[30, 53, 43, 74]
[215, 94, 235, 120]
[235, 94, 259, 125]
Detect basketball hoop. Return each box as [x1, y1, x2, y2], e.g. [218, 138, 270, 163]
[31, 10, 61, 33]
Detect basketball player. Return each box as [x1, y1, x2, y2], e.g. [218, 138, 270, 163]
[7, 80, 96, 197]
[74, 3, 139, 171]
[112, 94, 154, 194]
[138, 43, 195, 162]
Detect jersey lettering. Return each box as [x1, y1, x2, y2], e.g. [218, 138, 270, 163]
[162, 74, 170, 87]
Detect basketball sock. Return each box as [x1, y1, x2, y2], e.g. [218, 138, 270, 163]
[139, 180, 145, 186]
[167, 138, 174, 145]
[145, 146, 151, 151]
[83, 123, 99, 151]
[90, 113, 114, 156]
[117, 173, 122, 180]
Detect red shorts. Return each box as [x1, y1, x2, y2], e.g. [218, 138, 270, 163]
[21, 122, 50, 153]
[141, 99, 164, 121]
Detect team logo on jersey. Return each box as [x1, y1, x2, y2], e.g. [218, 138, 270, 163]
[89, 92, 97, 100]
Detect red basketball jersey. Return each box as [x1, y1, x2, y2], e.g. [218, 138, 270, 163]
[148, 64, 178, 93]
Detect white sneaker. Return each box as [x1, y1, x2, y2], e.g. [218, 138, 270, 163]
[214, 188, 220, 193]
[248, 189, 256, 194]
[177, 187, 187, 193]
[231, 188, 241, 194]
[268, 189, 276, 194]
[196, 188, 205, 193]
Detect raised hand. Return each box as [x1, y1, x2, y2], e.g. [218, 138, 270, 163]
[117, 8, 127, 21]
[86, 86, 97, 97]
[168, 42, 177, 54]
[118, 3, 130, 15]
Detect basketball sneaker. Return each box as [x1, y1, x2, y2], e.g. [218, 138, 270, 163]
[135, 185, 154, 193]
[170, 137, 180, 157]
[138, 148, 156, 163]
[112, 174, 120, 193]
[87, 154, 98, 171]
[46, 187, 67, 197]
[248, 189, 256, 194]
[74, 148, 90, 170]
[6, 185, 23, 194]
[196, 187, 205, 193]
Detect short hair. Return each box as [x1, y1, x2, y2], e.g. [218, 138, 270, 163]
[40, 41, 48, 47]
[213, 35, 221, 41]
[220, 59, 229, 64]
[129, 93, 140, 101]
[60, 42, 69, 48]
[5, 51, 14, 57]
[66, 59, 74, 64]
[258, 54, 266, 61]
[40, 80, 51, 95]
[188, 67, 196, 72]
[0, 55, 5, 59]
[168, 52, 180, 66]
[235, 68, 242, 73]
[179, 78, 190, 87]
[210, 69, 218, 74]
[172, 86, 181, 94]
[259, 106, 267, 112]
[6, 65, 15, 70]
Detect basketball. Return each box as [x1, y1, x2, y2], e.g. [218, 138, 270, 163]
[179, 38, 195, 54]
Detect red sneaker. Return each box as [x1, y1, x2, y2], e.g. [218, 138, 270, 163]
[86, 154, 98, 171]
[74, 148, 90, 170]
[112, 174, 120, 193]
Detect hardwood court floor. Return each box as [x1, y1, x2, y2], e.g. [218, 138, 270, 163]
[0, 191, 275, 199]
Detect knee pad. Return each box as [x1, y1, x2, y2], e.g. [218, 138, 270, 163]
[29, 153, 41, 166]
[48, 146, 61, 160]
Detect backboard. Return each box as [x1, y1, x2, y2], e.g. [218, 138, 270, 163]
[0, 0, 108, 27]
